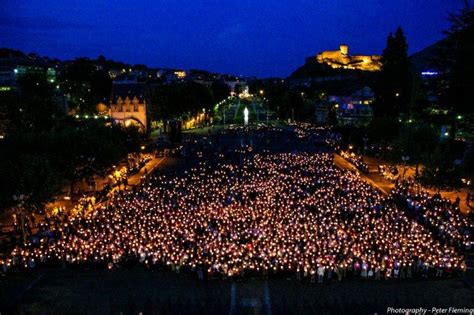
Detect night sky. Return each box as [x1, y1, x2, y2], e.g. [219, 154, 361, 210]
[0, 0, 464, 77]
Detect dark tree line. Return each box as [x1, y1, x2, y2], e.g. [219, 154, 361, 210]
[0, 71, 142, 213]
[437, 8, 474, 114]
[148, 81, 229, 121]
[59, 58, 113, 114]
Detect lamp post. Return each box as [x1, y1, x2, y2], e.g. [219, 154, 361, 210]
[401, 155, 410, 180]
[363, 136, 369, 156]
[264, 98, 269, 126]
[223, 101, 226, 129]
[13, 194, 27, 243]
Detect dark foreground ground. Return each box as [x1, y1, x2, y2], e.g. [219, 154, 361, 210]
[1, 268, 473, 315]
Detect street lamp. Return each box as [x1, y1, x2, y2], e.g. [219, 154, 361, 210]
[401, 155, 410, 180]
[12, 194, 28, 243]
[363, 136, 369, 156]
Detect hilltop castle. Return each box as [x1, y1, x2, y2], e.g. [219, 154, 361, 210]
[315, 45, 381, 71]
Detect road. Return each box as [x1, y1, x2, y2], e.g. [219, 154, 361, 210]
[333, 154, 392, 195]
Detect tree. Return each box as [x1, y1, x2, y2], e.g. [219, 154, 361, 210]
[462, 148, 474, 184]
[0, 146, 63, 216]
[234, 83, 242, 95]
[327, 106, 338, 126]
[288, 90, 305, 121]
[420, 141, 461, 190]
[249, 80, 291, 119]
[366, 117, 400, 144]
[394, 123, 439, 176]
[149, 82, 212, 120]
[438, 8, 474, 114]
[6, 72, 62, 132]
[59, 58, 112, 114]
[211, 81, 231, 104]
[49, 122, 135, 196]
[374, 27, 412, 117]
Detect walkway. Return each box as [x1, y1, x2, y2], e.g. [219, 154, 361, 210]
[335, 153, 473, 215]
[334, 154, 392, 195]
[0, 155, 171, 235]
[365, 155, 473, 215]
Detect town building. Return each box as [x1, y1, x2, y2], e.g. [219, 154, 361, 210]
[328, 85, 374, 125]
[312, 85, 374, 125]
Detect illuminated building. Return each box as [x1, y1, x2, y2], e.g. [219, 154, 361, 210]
[109, 89, 147, 132]
[174, 70, 186, 79]
[315, 45, 381, 71]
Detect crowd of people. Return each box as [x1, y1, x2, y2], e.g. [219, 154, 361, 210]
[392, 181, 472, 251]
[340, 150, 369, 173]
[379, 164, 400, 182]
[1, 130, 471, 281]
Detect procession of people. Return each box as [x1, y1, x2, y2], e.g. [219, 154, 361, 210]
[1, 126, 472, 284]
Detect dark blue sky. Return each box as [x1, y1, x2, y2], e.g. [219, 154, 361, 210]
[0, 0, 464, 77]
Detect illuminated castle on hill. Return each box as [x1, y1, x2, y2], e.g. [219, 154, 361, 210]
[315, 44, 381, 71]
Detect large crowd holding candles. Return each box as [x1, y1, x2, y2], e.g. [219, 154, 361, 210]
[1, 126, 472, 282]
